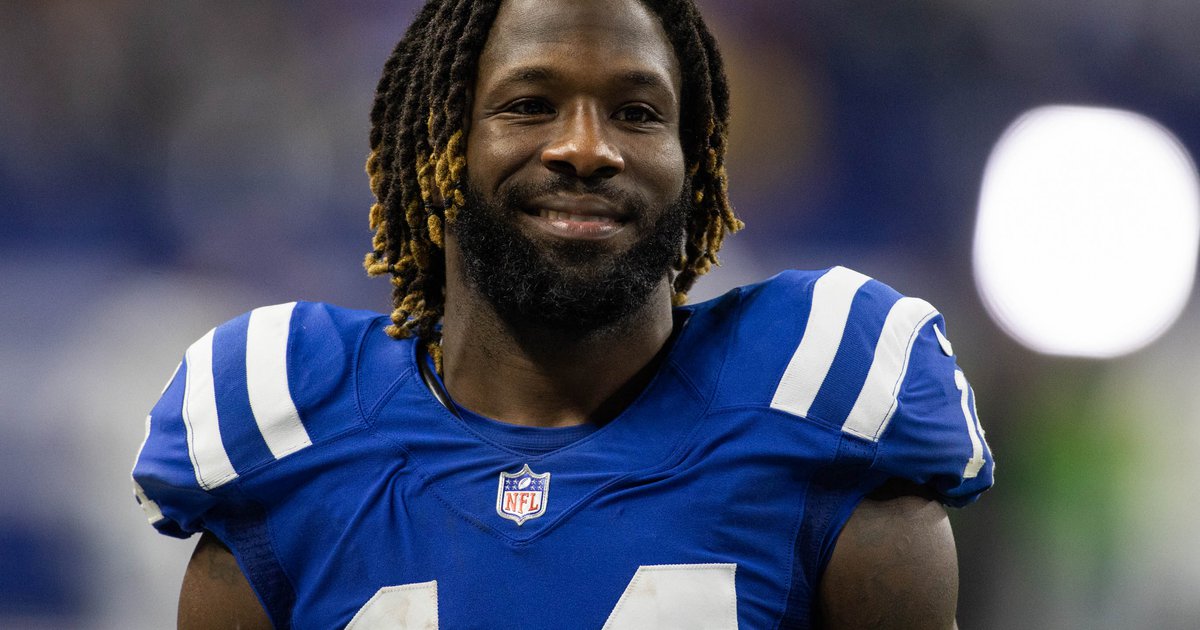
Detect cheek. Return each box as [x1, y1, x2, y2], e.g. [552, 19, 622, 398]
[463, 130, 491, 187]
[636, 140, 688, 199]
[465, 124, 535, 190]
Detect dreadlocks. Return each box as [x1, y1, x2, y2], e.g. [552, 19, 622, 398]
[364, 0, 741, 366]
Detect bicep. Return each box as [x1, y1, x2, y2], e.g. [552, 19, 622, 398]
[179, 530, 274, 630]
[818, 481, 959, 629]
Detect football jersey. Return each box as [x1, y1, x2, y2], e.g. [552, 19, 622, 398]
[132, 266, 993, 629]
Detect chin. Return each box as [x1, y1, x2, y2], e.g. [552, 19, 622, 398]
[454, 180, 688, 334]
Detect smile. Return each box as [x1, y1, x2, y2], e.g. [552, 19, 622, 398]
[522, 207, 627, 240]
[521, 194, 631, 240]
[537, 209, 619, 224]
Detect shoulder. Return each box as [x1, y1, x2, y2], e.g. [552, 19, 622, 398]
[131, 301, 411, 537]
[819, 480, 959, 629]
[693, 266, 994, 506]
[701, 266, 936, 417]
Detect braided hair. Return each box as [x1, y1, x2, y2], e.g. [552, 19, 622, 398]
[364, 0, 741, 366]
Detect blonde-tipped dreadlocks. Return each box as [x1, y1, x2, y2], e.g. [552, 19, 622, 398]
[365, 0, 741, 367]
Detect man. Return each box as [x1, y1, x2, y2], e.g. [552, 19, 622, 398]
[133, 0, 993, 627]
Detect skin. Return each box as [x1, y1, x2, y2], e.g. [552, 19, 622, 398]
[178, 1, 960, 627]
[821, 481, 960, 630]
[442, 0, 685, 428]
[178, 531, 271, 629]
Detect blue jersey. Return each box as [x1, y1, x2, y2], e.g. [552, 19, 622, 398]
[132, 267, 993, 629]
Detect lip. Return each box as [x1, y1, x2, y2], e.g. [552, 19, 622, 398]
[521, 194, 631, 240]
[529, 194, 627, 220]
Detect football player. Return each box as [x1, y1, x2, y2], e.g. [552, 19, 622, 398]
[134, 0, 994, 627]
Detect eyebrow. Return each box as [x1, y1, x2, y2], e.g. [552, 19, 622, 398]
[620, 70, 668, 89]
[490, 65, 675, 96]
[492, 66, 558, 91]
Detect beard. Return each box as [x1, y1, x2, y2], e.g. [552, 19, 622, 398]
[451, 176, 690, 334]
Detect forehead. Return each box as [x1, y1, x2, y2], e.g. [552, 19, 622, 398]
[476, 0, 681, 97]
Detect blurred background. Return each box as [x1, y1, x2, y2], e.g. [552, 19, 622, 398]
[2, 0, 1199, 627]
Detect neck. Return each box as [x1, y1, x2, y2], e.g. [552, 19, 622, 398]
[439, 281, 676, 428]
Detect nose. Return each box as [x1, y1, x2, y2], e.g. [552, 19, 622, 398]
[541, 104, 625, 180]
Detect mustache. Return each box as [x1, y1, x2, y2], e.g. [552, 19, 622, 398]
[500, 175, 642, 212]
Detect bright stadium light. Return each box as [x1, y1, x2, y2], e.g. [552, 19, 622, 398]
[973, 105, 1200, 358]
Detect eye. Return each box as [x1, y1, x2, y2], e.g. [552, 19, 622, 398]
[614, 104, 661, 124]
[507, 99, 554, 116]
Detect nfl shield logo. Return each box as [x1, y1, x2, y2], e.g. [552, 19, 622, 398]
[496, 464, 550, 526]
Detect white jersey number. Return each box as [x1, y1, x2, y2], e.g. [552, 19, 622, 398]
[954, 369, 988, 479]
[347, 563, 738, 629]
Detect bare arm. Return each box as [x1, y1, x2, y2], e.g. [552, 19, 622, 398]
[818, 481, 960, 629]
[178, 530, 274, 629]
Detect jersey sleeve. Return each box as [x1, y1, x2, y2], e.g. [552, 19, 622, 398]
[132, 353, 221, 538]
[131, 301, 367, 538]
[743, 267, 994, 507]
[849, 308, 994, 507]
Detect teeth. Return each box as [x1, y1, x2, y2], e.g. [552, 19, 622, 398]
[538, 209, 615, 223]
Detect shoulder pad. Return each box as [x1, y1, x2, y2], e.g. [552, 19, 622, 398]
[722, 267, 994, 506]
[131, 301, 383, 537]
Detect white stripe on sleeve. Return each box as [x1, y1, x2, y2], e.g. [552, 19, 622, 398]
[183, 328, 238, 490]
[246, 302, 312, 459]
[842, 297, 938, 442]
[771, 267, 871, 418]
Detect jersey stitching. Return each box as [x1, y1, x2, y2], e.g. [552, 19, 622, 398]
[707, 285, 746, 416]
[180, 357, 206, 491]
[865, 308, 936, 442]
[242, 486, 301, 628]
[356, 316, 416, 427]
[775, 478, 812, 630]
[236, 425, 392, 624]
[666, 305, 724, 415]
[706, 403, 845, 436]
